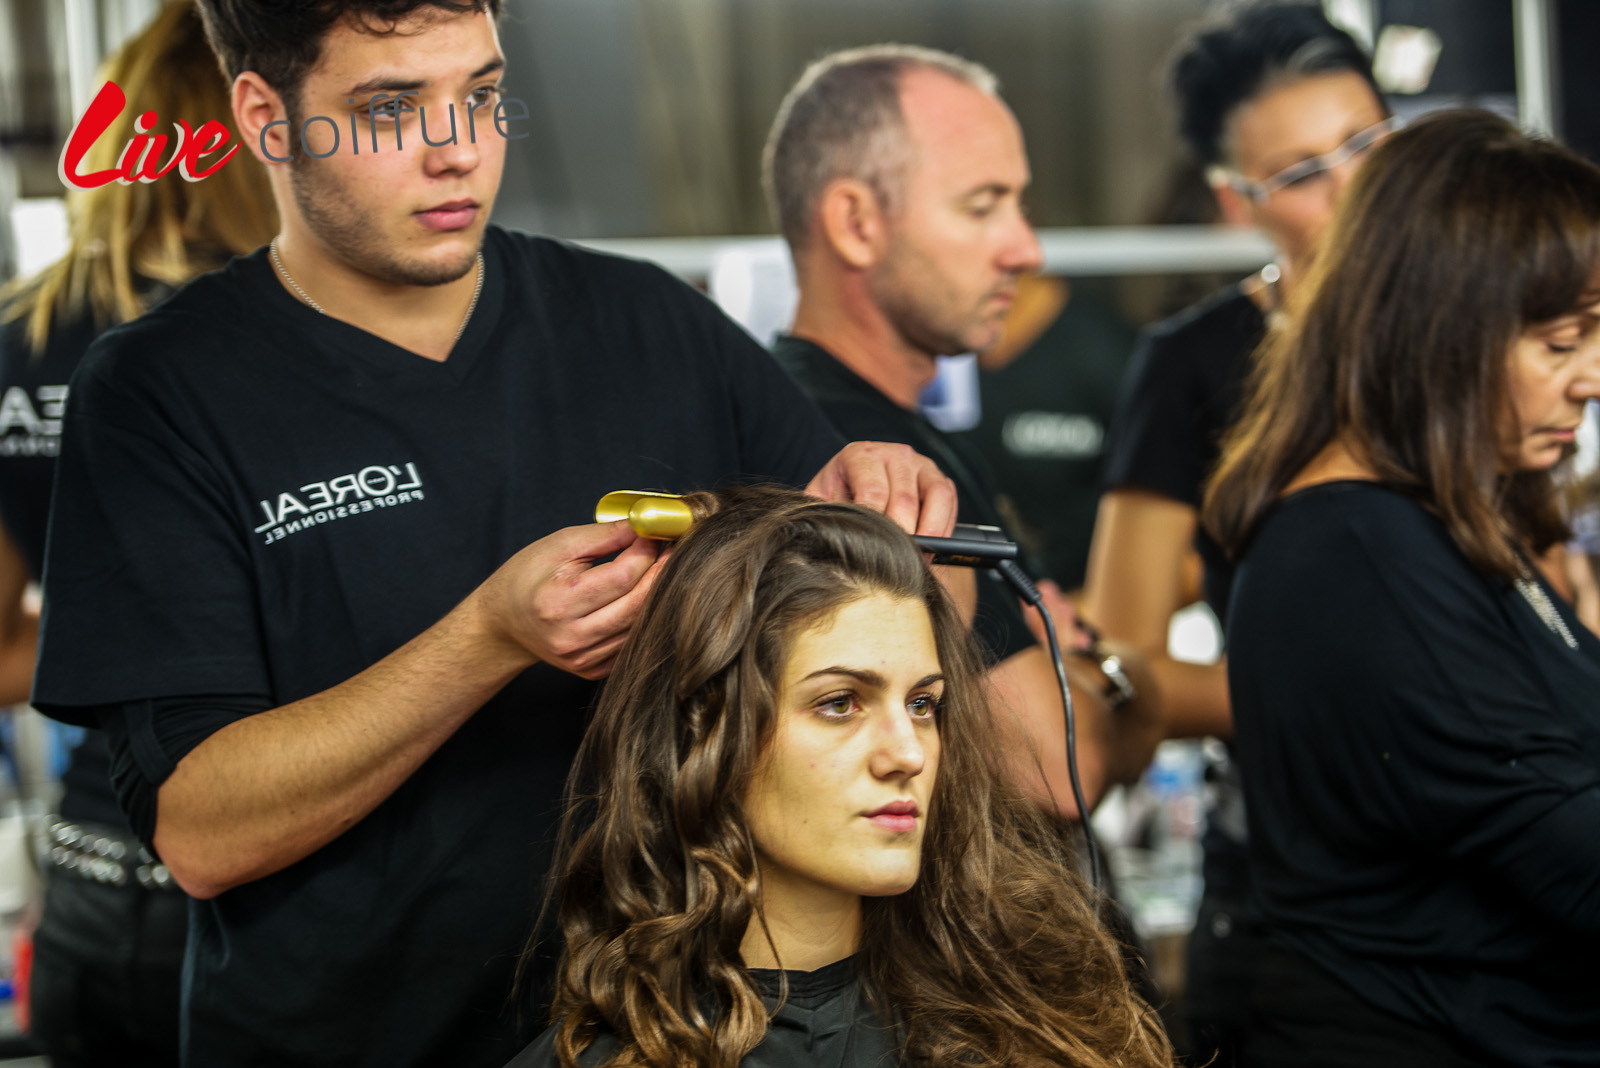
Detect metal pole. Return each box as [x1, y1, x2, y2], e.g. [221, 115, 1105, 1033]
[62, 0, 101, 124]
[0, 0, 23, 281]
[1513, 0, 1558, 137]
[577, 226, 1275, 282]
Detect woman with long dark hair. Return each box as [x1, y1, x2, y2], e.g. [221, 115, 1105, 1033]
[508, 486, 1172, 1068]
[1205, 109, 1600, 1066]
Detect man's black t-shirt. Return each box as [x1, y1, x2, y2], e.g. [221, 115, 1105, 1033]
[1229, 482, 1600, 1065]
[772, 335, 1034, 666]
[506, 956, 895, 1067]
[0, 305, 121, 825]
[33, 227, 842, 1068]
[954, 294, 1136, 590]
[1101, 283, 1262, 626]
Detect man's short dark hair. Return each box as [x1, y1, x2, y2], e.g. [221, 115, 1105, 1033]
[195, 0, 501, 113]
[1167, 0, 1380, 166]
[762, 44, 998, 254]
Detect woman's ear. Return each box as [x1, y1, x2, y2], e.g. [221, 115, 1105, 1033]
[1211, 176, 1258, 230]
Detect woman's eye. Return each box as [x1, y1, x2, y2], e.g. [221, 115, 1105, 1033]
[815, 693, 858, 719]
[1540, 331, 1583, 354]
[908, 694, 941, 719]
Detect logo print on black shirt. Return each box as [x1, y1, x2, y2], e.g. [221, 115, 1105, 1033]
[0, 385, 68, 457]
[254, 462, 424, 545]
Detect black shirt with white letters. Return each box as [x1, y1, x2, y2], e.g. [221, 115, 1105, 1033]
[0, 303, 121, 825]
[34, 227, 842, 1068]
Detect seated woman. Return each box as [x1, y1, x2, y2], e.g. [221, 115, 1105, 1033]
[1204, 109, 1600, 1067]
[508, 485, 1172, 1067]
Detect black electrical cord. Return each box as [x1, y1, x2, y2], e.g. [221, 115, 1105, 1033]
[912, 526, 1106, 904]
[995, 558, 1104, 909]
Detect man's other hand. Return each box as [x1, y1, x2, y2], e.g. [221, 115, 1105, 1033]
[805, 441, 957, 537]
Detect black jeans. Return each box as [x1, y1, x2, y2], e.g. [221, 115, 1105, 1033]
[27, 871, 187, 1068]
[1181, 884, 1267, 1067]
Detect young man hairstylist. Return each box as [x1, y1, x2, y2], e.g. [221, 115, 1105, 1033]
[32, 4, 954, 1066]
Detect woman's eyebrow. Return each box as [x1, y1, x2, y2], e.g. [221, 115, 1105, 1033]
[798, 668, 945, 690]
[1534, 310, 1600, 332]
[801, 667, 888, 687]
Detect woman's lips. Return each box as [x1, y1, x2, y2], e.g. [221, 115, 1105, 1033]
[416, 203, 478, 231]
[865, 801, 919, 832]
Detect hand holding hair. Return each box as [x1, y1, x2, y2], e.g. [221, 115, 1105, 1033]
[804, 441, 958, 538]
[471, 520, 668, 680]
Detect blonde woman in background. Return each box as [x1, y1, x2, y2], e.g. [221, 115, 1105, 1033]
[0, 2, 274, 1061]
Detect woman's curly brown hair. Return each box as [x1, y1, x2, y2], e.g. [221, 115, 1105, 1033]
[534, 485, 1173, 1068]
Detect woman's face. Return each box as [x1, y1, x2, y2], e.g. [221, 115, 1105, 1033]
[1507, 301, 1600, 470]
[743, 591, 943, 910]
[1218, 70, 1389, 278]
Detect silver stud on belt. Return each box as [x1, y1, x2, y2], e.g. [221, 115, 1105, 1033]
[46, 819, 176, 891]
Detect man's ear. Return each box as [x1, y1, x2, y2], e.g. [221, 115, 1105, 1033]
[816, 177, 888, 270]
[233, 72, 292, 166]
[1210, 176, 1257, 230]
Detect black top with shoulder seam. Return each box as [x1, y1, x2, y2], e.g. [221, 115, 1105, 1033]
[1229, 480, 1600, 1066]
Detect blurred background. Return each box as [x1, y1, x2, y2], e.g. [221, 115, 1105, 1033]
[4, 1, 1593, 265]
[0, 0, 1593, 1060]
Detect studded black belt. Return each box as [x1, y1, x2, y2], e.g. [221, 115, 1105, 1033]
[46, 819, 181, 893]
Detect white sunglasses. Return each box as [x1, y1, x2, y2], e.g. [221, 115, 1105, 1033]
[1207, 116, 1404, 203]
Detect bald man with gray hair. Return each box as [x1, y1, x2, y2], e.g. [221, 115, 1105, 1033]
[763, 44, 997, 254]
[764, 44, 1166, 824]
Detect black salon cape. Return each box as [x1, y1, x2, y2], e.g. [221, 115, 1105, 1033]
[506, 957, 898, 1067]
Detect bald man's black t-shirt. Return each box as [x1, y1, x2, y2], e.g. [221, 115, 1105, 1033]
[773, 335, 1036, 667]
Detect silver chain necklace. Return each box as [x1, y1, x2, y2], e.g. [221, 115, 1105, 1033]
[1515, 570, 1580, 650]
[269, 238, 484, 345]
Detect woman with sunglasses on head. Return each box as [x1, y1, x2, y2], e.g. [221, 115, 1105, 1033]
[1081, 3, 1390, 1061]
[507, 486, 1174, 1068]
[1205, 109, 1600, 1068]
